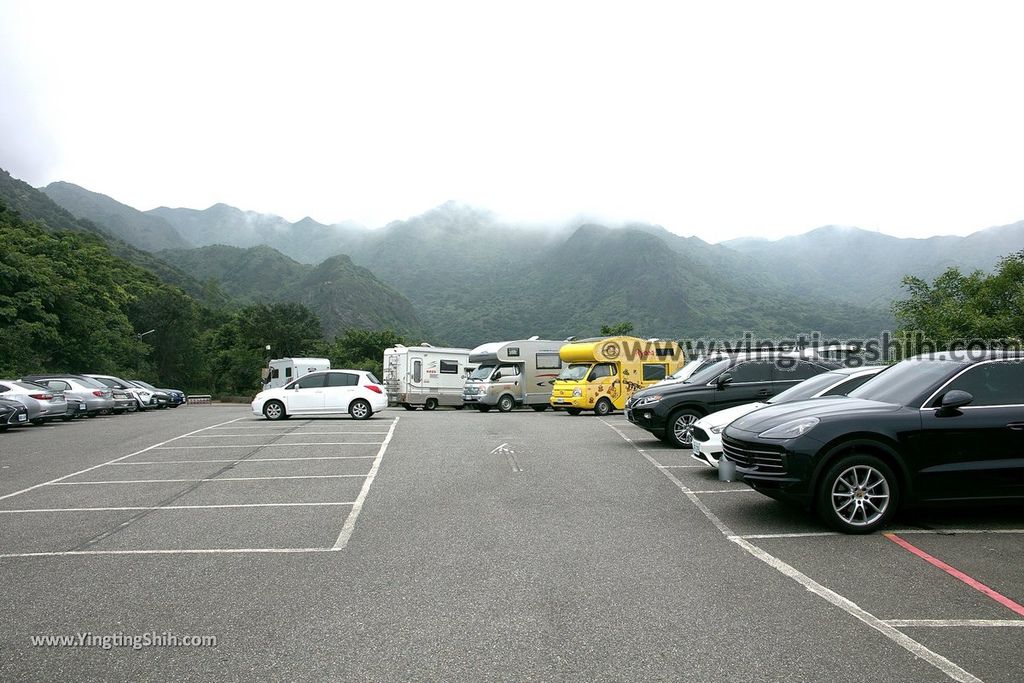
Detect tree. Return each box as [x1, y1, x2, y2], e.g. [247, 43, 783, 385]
[892, 251, 1024, 356]
[327, 328, 409, 378]
[600, 321, 634, 336]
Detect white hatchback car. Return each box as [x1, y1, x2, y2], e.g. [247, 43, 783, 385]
[251, 369, 388, 420]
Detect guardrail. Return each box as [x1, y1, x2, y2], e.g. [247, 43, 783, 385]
[187, 395, 212, 405]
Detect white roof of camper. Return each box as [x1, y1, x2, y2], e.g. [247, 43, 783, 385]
[272, 357, 329, 364]
[469, 339, 564, 361]
[386, 345, 471, 355]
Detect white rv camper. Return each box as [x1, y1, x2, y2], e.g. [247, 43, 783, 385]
[263, 357, 331, 390]
[461, 337, 566, 412]
[383, 344, 473, 410]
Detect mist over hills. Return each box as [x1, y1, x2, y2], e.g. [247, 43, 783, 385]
[156, 244, 425, 338]
[31, 171, 1024, 347]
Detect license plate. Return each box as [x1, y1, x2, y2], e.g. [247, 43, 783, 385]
[18, 414, 27, 422]
[692, 442, 701, 455]
[79, 403, 87, 410]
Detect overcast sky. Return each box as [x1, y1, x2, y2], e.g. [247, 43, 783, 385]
[2, 1, 1023, 242]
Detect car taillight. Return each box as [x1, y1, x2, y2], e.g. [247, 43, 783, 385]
[93, 390, 105, 397]
[29, 393, 53, 400]
[365, 385, 383, 394]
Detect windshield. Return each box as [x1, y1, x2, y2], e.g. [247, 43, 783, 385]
[848, 359, 965, 406]
[76, 376, 107, 389]
[683, 359, 732, 385]
[558, 363, 592, 381]
[668, 358, 710, 381]
[469, 364, 496, 380]
[768, 371, 846, 404]
[133, 380, 157, 391]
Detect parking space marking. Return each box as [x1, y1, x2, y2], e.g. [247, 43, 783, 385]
[332, 416, 399, 550]
[738, 528, 1024, 540]
[184, 432, 390, 437]
[153, 442, 383, 449]
[656, 464, 708, 469]
[885, 532, 1024, 618]
[0, 502, 356, 514]
[0, 547, 339, 559]
[107, 456, 376, 465]
[885, 619, 1024, 628]
[0, 416, 246, 503]
[687, 488, 757, 494]
[48, 474, 368, 485]
[599, 418, 983, 683]
[737, 532, 841, 539]
[209, 420, 396, 430]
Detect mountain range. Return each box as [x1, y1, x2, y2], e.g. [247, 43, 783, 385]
[14, 173, 1024, 347]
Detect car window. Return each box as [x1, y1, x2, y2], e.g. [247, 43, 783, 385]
[642, 363, 667, 381]
[823, 372, 878, 396]
[850, 359, 965, 406]
[934, 360, 1024, 407]
[776, 360, 828, 381]
[47, 380, 71, 391]
[729, 360, 773, 383]
[496, 364, 519, 378]
[366, 373, 381, 385]
[588, 363, 616, 381]
[326, 372, 358, 387]
[686, 359, 732, 385]
[294, 374, 326, 389]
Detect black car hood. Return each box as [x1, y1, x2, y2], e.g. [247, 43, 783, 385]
[633, 381, 708, 400]
[729, 397, 902, 432]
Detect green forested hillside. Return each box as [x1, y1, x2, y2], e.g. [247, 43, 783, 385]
[157, 245, 425, 338]
[42, 181, 193, 252]
[0, 170, 216, 302]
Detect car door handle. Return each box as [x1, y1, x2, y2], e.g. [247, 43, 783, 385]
[1008, 422, 1024, 430]
[757, 390, 771, 397]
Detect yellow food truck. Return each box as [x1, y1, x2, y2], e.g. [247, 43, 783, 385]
[549, 336, 685, 415]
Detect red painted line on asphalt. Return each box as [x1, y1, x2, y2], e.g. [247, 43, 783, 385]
[884, 532, 1024, 618]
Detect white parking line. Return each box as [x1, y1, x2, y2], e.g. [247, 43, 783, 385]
[688, 489, 756, 494]
[210, 420, 396, 430]
[736, 529, 1024, 540]
[0, 502, 356, 514]
[0, 416, 246, 503]
[656, 464, 708, 469]
[153, 443, 383, 449]
[49, 474, 368, 485]
[332, 417, 399, 550]
[184, 432, 390, 437]
[885, 619, 1024, 628]
[599, 418, 983, 683]
[0, 547, 339, 559]
[107, 456, 376, 465]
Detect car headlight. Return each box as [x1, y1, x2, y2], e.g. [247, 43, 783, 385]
[758, 417, 819, 440]
[634, 394, 662, 406]
[710, 425, 724, 434]
[572, 388, 582, 397]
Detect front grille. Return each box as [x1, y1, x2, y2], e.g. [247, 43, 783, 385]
[691, 426, 710, 442]
[722, 438, 785, 474]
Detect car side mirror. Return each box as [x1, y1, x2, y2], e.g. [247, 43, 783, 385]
[493, 373, 502, 380]
[937, 389, 973, 413]
[716, 373, 733, 389]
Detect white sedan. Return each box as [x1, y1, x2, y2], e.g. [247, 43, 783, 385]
[690, 366, 884, 466]
[251, 369, 388, 420]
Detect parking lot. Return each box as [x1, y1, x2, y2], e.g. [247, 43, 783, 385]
[0, 406, 1021, 681]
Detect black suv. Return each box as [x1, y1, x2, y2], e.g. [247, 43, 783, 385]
[625, 353, 840, 448]
[723, 350, 1024, 533]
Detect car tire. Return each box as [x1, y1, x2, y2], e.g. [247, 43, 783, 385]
[497, 395, 515, 413]
[424, 398, 438, 411]
[263, 400, 286, 421]
[402, 403, 417, 411]
[817, 454, 898, 534]
[594, 398, 613, 416]
[62, 415, 73, 422]
[566, 408, 582, 416]
[349, 399, 372, 420]
[666, 409, 701, 448]
[478, 404, 492, 413]
[30, 418, 45, 425]
[453, 405, 465, 410]
[531, 404, 548, 412]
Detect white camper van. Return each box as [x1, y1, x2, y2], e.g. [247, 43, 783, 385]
[461, 337, 566, 412]
[383, 344, 473, 410]
[263, 358, 331, 390]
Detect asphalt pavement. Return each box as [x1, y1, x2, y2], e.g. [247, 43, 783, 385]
[0, 405, 1021, 682]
